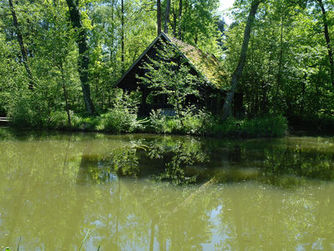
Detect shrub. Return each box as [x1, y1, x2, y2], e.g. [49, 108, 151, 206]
[209, 115, 288, 137]
[148, 108, 215, 135]
[243, 115, 288, 137]
[148, 110, 170, 134]
[289, 114, 334, 134]
[76, 117, 100, 131]
[166, 118, 182, 133]
[183, 109, 216, 135]
[9, 94, 50, 128]
[209, 117, 240, 136]
[96, 89, 143, 133]
[49, 111, 71, 130]
[97, 108, 138, 133]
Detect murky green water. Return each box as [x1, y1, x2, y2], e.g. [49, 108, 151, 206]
[0, 128, 334, 250]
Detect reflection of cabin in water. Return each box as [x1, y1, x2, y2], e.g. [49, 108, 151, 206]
[116, 32, 242, 116]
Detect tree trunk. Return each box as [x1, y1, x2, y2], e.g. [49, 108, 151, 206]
[109, 0, 115, 108]
[157, 0, 162, 35]
[172, 6, 177, 36]
[276, 16, 284, 95]
[222, 0, 261, 120]
[66, 0, 95, 115]
[121, 0, 125, 73]
[164, 0, 171, 33]
[178, 0, 182, 39]
[60, 63, 72, 127]
[317, 0, 334, 87]
[8, 0, 34, 90]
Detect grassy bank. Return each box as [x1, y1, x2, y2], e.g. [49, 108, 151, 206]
[289, 115, 334, 135]
[8, 106, 288, 138]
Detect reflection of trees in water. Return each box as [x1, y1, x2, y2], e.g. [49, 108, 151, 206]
[191, 138, 334, 187]
[146, 137, 208, 184]
[77, 136, 334, 188]
[115, 180, 217, 250]
[78, 137, 209, 185]
[1, 133, 334, 249]
[77, 141, 141, 184]
[213, 184, 334, 250]
[262, 146, 334, 184]
[0, 136, 88, 249]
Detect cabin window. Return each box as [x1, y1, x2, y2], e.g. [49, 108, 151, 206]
[153, 94, 169, 108]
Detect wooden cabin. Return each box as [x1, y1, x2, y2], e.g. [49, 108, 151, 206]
[116, 32, 242, 116]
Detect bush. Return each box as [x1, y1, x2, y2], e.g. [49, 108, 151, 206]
[180, 108, 214, 135]
[289, 114, 334, 134]
[209, 115, 288, 137]
[95, 89, 143, 133]
[97, 108, 138, 133]
[148, 108, 215, 135]
[243, 115, 288, 137]
[209, 118, 240, 136]
[148, 110, 170, 133]
[72, 116, 99, 131]
[9, 94, 50, 128]
[8, 88, 288, 138]
[49, 111, 71, 130]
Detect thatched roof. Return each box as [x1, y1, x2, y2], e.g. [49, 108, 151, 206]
[164, 33, 227, 89]
[116, 32, 228, 90]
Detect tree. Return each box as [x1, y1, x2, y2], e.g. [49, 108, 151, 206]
[179, 0, 221, 55]
[157, 0, 162, 34]
[8, 0, 34, 90]
[121, 0, 125, 72]
[178, 0, 182, 38]
[222, 0, 262, 120]
[164, 0, 171, 33]
[139, 41, 202, 117]
[316, 0, 334, 87]
[66, 0, 95, 115]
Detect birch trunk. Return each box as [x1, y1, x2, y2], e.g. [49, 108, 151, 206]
[222, 0, 261, 120]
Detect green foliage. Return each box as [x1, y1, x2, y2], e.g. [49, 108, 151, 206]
[290, 113, 334, 133]
[1, 0, 332, 136]
[223, 0, 334, 127]
[49, 111, 72, 130]
[210, 115, 288, 137]
[180, 108, 215, 135]
[242, 115, 288, 137]
[96, 90, 142, 133]
[75, 117, 100, 131]
[177, 0, 222, 55]
[148, 108, 213, 135]
[148, 110, 173, 134]
[139, 41, 203, 116]
[8, 93, 50, 128]
[9, 99, 39, 128]
[97, 109, 137, 133]
[148, 109, 287, 137]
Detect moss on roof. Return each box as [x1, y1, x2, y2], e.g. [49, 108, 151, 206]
[164, 33, 228, 90]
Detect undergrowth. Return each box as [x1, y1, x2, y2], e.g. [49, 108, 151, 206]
[8, 93, 287, 137]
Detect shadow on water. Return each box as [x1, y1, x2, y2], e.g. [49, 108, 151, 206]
[76, 135, 334, 188]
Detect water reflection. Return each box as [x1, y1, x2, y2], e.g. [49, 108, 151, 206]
[0, 130, 334, 250]
[76, 135, 334, 187]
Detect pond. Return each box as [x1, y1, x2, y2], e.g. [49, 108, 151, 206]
[0, 128, 334, 250]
